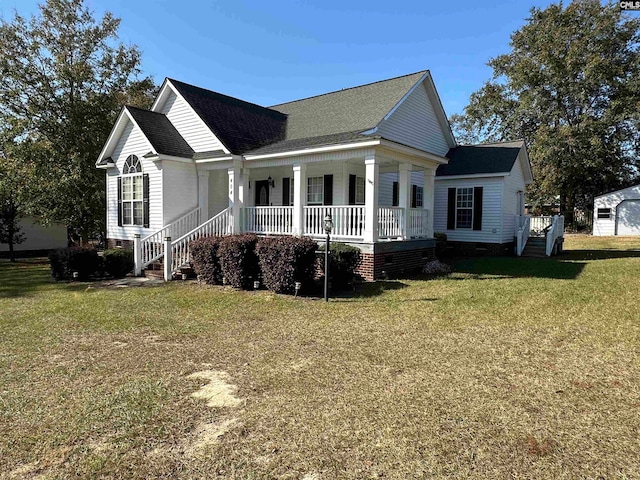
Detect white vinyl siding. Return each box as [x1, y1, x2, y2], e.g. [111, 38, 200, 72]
[379, 171, 425, 206]
[377, 82, 450, 156]
[502, 153, 527, 242]
[162, 160, 199, 224]
[593, 184, 640, 236]
[434, 177, 503, 243]
[106, 121, 162, 240]
[158, 89, 225, 153]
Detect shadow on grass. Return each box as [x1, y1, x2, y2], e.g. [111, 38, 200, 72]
[562, 249, 640, 261]
[0, 258, 79, 298]
[450, 255, 586, 280]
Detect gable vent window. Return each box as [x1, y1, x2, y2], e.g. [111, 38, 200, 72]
[118, 155, 149, 227]
[597, 208, 611, 219]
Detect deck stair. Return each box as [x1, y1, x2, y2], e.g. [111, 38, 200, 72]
[521, 236, 547, 258]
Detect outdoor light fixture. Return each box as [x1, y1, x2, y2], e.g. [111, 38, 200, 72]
[253, 280, 260, 290]
[324, 213, 333, 302]
[294, 281, 302, 297]
[267, 176, 275, 188]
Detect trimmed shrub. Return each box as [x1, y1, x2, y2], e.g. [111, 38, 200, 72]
[256, 236, 318, 294]
[190, 236, 224, 285]
[48, 246, 101, 281]
[320, 242, 361, 289]
[218, 234, 259, 289]
[103, 249, 134, 278]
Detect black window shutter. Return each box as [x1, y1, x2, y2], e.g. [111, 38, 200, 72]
[117, 177, 123, 227]
[348, 174, 356, 205]
[323, 174, 333, 206]
[473, 186, 483, 231]
[411, 185, 417, 208]
[447, 187, 456, 230]
[143, 174, 150, 228]
[392, 182, 399, 207]
[282, 177, 290, 206]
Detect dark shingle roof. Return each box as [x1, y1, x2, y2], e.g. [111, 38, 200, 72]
[437, 140, 524, 177]
[270, 71, 428, 141]
[245, 131, 380, 156]
[168, 79, 287, 154]
[126, 106, 194, 158]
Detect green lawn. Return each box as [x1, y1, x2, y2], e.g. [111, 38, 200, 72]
[1, 235, 639, 479]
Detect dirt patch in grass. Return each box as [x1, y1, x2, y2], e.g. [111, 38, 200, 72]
[187, 370, 242, 408]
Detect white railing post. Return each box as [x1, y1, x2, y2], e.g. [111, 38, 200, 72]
[163, 237, 172, 281]
[133, 234, 142, 276]
[292, 164, 306, 235]
[364, 155, 379, 243]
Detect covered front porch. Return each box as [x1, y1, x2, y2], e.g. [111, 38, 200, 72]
[196, 145, 438, 243]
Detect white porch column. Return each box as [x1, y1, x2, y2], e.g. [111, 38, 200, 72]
[398, 162, 412, 239]
[240, 168, 250, 208]
[228, 162, 241, 234]
[425, 169, 435, 238]
[198, 171, 209, 221]
[292, 164, 307, 235]
[364, 154, 380, 243]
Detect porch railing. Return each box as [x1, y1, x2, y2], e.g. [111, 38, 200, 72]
[304, 206, 365, 238]
[378, 207, 404, 239]
[545, 214, 564, 256]
[407, 208, 430, 238]
[243, 206, 293, 235]
[530, 215, 553, 234]
[516, 215, 531, 256]
[138, 206, 201, 271]
[170, 208, 231, 274]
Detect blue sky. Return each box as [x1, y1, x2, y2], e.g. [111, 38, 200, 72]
[1, 0, 555, 115]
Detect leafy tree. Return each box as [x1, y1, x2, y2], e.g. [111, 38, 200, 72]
[0, 151, 27, 261]
[451, 1, 640, 221]
[0, 0, 156, 243]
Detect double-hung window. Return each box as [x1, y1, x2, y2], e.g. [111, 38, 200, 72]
[307, 176, 323, 205]
[456, 187, 474, 229]
[121, 155, 144, 226]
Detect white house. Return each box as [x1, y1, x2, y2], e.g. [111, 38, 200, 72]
[96, 70, 536, 280]
[593, 184, 640, 236]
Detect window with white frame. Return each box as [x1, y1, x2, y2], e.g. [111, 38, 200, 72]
[121, 155, 144, 225]
[307, 176, 323, 205]
[415, 186, 423, 208]
[456, 187, 473, 229]
[355, 176, 365, 204]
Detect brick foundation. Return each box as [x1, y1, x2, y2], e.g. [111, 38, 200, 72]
[106, 238, 134, 249]
[345, 239, 437, 281]
[357, 247, 436, 281]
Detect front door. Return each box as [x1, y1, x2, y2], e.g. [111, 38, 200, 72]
[255, 180, 270, 206]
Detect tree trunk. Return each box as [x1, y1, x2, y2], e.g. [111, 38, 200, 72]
[8, 223, 15, 262]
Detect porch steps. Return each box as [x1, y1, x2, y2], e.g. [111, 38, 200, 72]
[521, 237, 547, 258]
[142, 261, 196, 280]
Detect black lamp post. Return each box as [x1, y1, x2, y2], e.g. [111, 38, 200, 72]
[324, 213, 333, 302]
